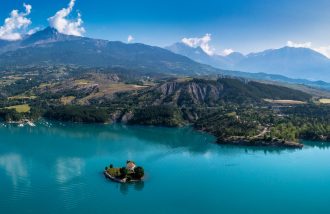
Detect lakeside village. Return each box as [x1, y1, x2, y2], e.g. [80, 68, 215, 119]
[104, 161, 145, 183]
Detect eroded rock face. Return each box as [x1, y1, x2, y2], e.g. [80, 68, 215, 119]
[185, 82, 223, 105]
[121, 111, 134, 123]
[159, 82, 178, 96]
[110, 111, 124, 122]
[154, 80, 223, 106]
[108, 74, 120, 82]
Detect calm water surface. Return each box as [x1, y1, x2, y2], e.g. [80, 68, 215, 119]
[0, 121, 330, 214]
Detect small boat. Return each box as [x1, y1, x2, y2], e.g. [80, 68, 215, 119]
[18, 124, 24, 127]
[27, 121, 36, 127]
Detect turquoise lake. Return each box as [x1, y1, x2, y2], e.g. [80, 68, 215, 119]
[0, 121, 330, 214]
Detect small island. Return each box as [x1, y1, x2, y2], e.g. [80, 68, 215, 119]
[104, 161, 145, 183]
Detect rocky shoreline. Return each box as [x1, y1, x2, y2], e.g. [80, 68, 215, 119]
[217, 138, 304, 148]
[0, 118, 319, 149]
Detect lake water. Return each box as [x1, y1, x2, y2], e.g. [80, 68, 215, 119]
[0, 121, 330, 214]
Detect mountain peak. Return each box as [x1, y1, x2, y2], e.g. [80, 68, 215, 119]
[227, 52, 244, 57]
[166, 42, 210, 57]
[21, 27, 76, 46]
[28, 27, 62, 39]
[40, 27, 60, 35]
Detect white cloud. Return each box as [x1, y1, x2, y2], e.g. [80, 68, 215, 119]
[223, 48, 234, 56]
[314, 46, 330, 58]
[287, 40, 330, 58]
[48, 0, 85, 36]
[127, 35, 134, 43]
[287, 41, 312, 48]
[0, 3, 32, 41]
[182, 33, 215, 55]
[27, 27, 41, 35]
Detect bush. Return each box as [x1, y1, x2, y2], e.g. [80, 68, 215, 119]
[119, 167, 128, 179]
[129, 105, 184, 127]
[133, 167, 145, 179]
[44, 105, 109, 123]
[0, 109, 23, 122]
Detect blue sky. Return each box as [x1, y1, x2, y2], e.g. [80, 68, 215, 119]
[1, 0, 330, 54]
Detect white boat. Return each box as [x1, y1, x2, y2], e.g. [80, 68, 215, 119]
[27, 121, 36, 127]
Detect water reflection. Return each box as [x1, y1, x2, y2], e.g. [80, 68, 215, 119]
[55, 158, 87, 210]
[56, 158, 85, 184]
[0, 154, 31, 202]
[1, 121, 216, 157]
[303, 141, 330, 149]
[1, 121, 327, 161]
[42, 122, 322, 155]
[118, 182, 145, 195]
[0, 154, 29, 187]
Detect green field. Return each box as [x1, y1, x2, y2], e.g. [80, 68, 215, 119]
[106, 168, 121, 177]
[319, 99, 330, 104]
[8, 95, 37, 100]
[264, 99, 306, 104]
[60, 96, 76, 105]
[5, 104, 31, 113]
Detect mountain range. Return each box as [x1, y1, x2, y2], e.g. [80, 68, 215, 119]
[0, 27, 219, 76]
[0, 27, 329, 90]
[167, 42, 330, 82]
